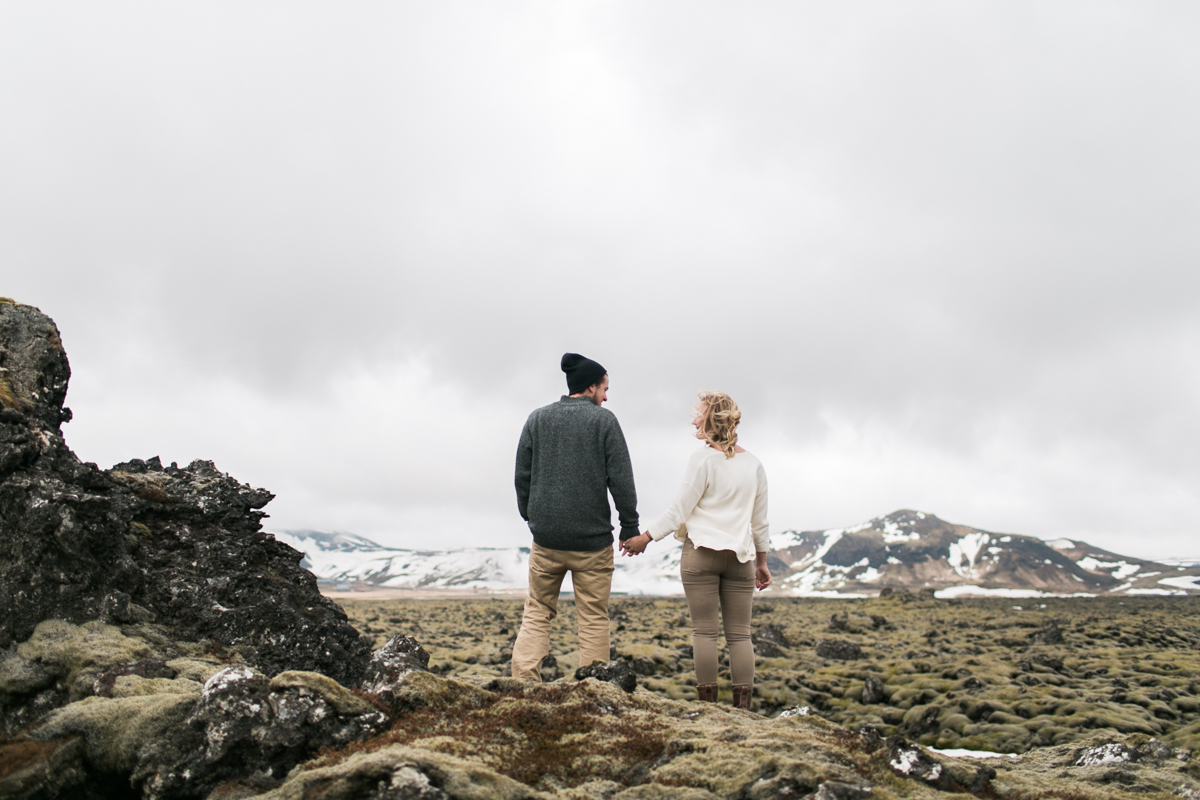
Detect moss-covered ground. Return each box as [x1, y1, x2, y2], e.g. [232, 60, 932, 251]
[336, 594, 1200, 756]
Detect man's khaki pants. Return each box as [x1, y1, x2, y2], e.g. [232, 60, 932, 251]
[511, 542, 614, 681]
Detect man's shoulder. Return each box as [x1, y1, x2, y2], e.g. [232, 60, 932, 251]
[526, 400, 558, 419]
[528, 397, 618, 422]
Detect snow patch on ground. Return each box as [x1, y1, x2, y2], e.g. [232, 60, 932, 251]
[934, 585, 1092, 599]
[1046, 538, 1075, 550]
[929, 747, 1019, 760]
[1158, 575, 1200, 591]
[1160, 556, 1200, 567]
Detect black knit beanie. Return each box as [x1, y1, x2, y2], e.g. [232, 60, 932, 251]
[561, 353, 607, 394]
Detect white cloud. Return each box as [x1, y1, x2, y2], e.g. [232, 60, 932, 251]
[3, 1, 1198, 559]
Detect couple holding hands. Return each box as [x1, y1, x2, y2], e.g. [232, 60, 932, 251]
[513, 353, 771, 708]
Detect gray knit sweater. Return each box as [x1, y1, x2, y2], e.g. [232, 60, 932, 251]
[515, 395, 640, 551]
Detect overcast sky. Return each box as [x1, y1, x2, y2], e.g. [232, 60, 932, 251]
[3, 2, 1197, 559]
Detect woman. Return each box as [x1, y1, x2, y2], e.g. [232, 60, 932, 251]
[620, 391, 770, 709]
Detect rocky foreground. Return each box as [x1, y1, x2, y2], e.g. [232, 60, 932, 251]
[341, 594, 1200, 756]
[3, 614, 1199, 799]
[3, 298, 1200, 799]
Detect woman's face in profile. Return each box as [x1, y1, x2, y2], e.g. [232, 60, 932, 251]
[692, 403, 708, 435]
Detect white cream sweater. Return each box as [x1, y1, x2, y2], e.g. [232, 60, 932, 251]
[646, 446, 769, 563]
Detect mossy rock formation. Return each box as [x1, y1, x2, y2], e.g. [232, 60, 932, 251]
[0, 301, 370, 703]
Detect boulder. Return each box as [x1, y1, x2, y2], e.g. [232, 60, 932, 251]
[752, 624, 790, 657]
[1030, 622, 1065, 645]
[575, 660, 638, 693]
[0, 300, 371, 693]
[27, 664, 387, 799]
[861, 675, 886, 704]
[814, 639, 865, 661]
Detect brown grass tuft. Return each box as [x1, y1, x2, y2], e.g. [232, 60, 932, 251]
[308, 682, 667, 788]
[0, 738, 66, 780]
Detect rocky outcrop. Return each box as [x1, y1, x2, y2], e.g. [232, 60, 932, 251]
[1, 619, 388, 798]
[0, 300, 370, 703]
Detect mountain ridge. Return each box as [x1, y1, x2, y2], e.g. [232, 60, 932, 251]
[274, 509, 1200, 598]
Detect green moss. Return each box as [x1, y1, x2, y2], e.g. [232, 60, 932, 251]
[30, 693, 196, 773]
[0, 378, 23, 411]
[16, 621, 156, 700]
[164, 658, 224, 683]
[269, 671, 377, 716]
[0, 653, 51, 695]
[335, 595, 1200, 759]
[108, 675, 201, 698]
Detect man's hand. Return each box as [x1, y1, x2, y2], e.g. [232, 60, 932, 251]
[620, 532, 651, 556]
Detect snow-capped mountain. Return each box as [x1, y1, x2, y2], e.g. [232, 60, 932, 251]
[771, 510, 1200, 597]
[271, 511, 1200, 597]
[273, 530, 685, 595]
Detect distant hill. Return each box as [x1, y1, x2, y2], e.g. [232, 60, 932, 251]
[272, 510, 1200, 597]
[771, 509, 1200, 597]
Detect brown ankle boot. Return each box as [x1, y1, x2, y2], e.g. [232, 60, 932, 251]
[697, 683, 718, 702]
[732, 684, 752, 710]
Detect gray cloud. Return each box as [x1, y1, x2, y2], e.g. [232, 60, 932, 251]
[3, 2, 1197, 558]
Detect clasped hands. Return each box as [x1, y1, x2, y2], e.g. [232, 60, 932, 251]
[619, 531, 652, 557]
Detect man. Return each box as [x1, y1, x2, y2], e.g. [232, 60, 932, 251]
[511, 352, 639, 681]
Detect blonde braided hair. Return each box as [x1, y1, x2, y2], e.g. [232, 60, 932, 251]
[695, 390, 741, 458]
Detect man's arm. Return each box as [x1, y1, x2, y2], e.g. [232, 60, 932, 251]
[514, 420, 533, 521]
[604, 419, 639, 539]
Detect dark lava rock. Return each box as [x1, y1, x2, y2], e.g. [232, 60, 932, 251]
[903, 704, 943, 737]
[363, 634, 430, 684]
[361, 634, 430, 710]
[136, 667, 386, 799]
[0, 301, 371, 691]
[28, 665, 388, 800]
[815, 639, 865, 661]
[886, 736, 995, 793]
[862, 675, 887, 704]
[827, 612, 851, 632]
[753, 623, 790, 657]
[858, 725, 884, 753]
[619, 653, 658, 676]
[1030, 621, 1065, 645]
[575, 659, 638, 693]
[887, 737, 950, 787]
[1018, 653, 1065, 673]
[541, 653, 564, 682]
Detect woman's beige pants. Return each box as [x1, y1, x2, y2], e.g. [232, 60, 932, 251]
[511, 543, 614, 681]
[681, 538, 756, 686]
